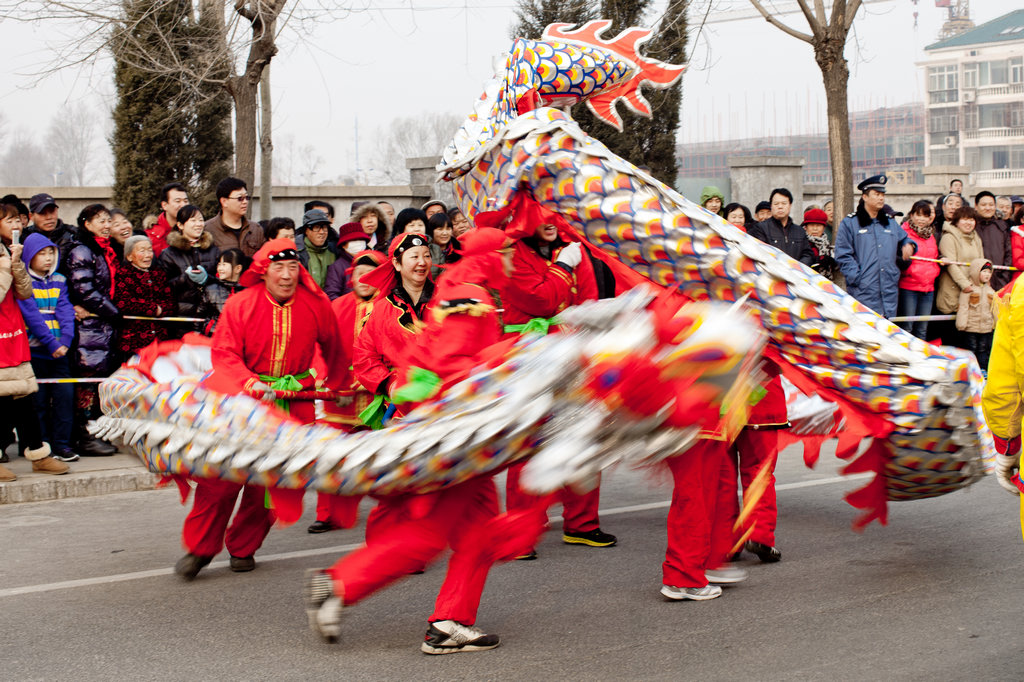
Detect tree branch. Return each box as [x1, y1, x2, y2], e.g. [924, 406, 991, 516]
[748, 0, 814, 43]
[845, 0, 864, 31]
[794, 0, 823, 39]
[813, 0, 827, 25]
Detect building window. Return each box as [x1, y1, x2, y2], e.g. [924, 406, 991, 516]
[1012, 57, 1023, 84]
[928, 64, 958, 103]
[964, 63, 978, 89]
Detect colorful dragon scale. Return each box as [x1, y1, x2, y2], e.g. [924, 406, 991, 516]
[439, 21, 992, 507]
[93, 293, 766, 498]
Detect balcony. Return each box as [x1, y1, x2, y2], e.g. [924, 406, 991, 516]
[977, 83, 1024, 98]
[971, 168, 1024, 185]
[962, 127, 1024, 142]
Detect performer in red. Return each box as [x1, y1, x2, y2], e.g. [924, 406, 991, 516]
[308, 250, 386, 534]
[174, 238, 348, 580]
[730, 362, 789, 562]
[500, 210, 615, 554]
[304, 228, 546, 655]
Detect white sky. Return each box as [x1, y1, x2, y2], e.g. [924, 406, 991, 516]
[0, 0, 1013, 184]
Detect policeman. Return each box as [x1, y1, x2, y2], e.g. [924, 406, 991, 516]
[834, 174, 916, 317]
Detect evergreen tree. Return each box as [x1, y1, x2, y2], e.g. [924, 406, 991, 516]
[510, 0, 687, 187]
[111, 0, 232, 224]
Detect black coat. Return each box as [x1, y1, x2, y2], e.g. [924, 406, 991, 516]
[748, 217, 816, 266]
[62, 226, 119, 375]
[157, 230, 221, 317]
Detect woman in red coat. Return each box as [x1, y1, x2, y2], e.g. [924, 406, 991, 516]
[308, 250, 386, 534]
[500, 214, 613, 555]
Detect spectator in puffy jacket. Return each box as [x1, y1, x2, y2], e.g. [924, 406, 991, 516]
[896, 200, 940, 339]
[973, 191, 1012, 290]
[114, 235, 175, 358]
[199, 248, 246, 335]
[62, 203, 121, 456]
[835, 175, 916, 318]
[17, 232, 77, 462]
[323, 222, 372, 300]
[955, 258, 996, 374]
[802, 208, 840, 283]
[157, 204, 221, 321]
[748, 188, 815, 267]
[935, 205, 985, 347]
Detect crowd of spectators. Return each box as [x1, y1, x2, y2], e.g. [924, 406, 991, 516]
[1, 171, 1021, 479]
[0, 177, 473, 479]
[703, 176, 1024, 375]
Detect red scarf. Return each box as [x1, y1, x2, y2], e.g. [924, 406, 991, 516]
[94, 235, 118, 297]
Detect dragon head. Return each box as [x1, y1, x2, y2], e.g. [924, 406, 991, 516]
[440, 20, 687, 174]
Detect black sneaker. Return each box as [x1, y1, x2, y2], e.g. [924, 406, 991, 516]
[53, 448, 81, 463]
[563, 528, 617, 547]
[745, 540, 782, 563]
[229, 555, 256, 572]
[174, 553, 212, 581]
[421, 620, 500, 655]
[304, 569, 343, 643]
[515, 550, 538, 561]
[307, 520, 335, 534]
[78, 438, 117, 456]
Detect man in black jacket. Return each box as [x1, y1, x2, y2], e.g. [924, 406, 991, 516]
[748, 188, 815, 266]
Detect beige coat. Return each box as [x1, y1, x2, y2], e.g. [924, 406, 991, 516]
[0, 242, 38, 398]
[935, 224, 985, 314]
[956, 258, 997, 333]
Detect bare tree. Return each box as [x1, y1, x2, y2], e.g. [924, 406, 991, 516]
[747, 0, 862, 222]
[370, 112, 464, 185]
[44, 104, 97, 186]
[0, 0, 341, 194]
[0, 129, 51, 186]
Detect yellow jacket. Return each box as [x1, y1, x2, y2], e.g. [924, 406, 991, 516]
[982, 275, 1024, 443]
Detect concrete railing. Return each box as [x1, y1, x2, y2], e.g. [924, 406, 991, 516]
[963, 127, 1024, 141]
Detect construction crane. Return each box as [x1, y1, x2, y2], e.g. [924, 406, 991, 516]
[933, 0, 974, 39]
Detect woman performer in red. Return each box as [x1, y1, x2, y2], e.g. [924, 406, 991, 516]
[174, 239, 348, 579]
[501, 213, 615, 554]
[304, 228, 545, 655]
[308, 250, 385, 534]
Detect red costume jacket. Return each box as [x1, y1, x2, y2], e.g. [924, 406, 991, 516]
[353, 281, 434, 395]
[502, 239, 598, 326]
[209, 284, 348, 396]
[146, 213, 174, 257]
[322, 292, 376, 428]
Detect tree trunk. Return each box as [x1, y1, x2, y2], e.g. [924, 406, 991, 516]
[227, 74, 258, 190]
[259, 63, 273, 221]
[816, 35, 853, 228]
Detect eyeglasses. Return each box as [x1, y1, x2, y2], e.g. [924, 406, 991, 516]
[229, 194, 250, 202]
[306, 224, 329, 231]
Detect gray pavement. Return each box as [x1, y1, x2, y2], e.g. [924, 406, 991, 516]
[2, 444, 1023, 680]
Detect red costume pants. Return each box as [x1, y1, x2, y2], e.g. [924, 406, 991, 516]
[505, 460, 600, 538]
[328, 476, 546, 625]
[728, 428, 779, 546]
[662, 440, 735, 588]
[182, 479, 275, 558]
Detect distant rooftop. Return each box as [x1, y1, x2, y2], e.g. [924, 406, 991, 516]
[926, 9, 1024, 51]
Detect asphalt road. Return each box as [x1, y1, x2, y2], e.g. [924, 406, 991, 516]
[2, 443, 1023, 681]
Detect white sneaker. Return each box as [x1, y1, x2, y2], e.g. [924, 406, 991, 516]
[661, 584, 723, 601]
[421, 620, 500, 654]
[304, 569, 343, 643]
[705, 563, 748, 585]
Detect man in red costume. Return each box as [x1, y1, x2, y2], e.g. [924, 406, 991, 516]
[304, 228, 545, 655]
[500, 210, 615, 555]
[174, 238, 348, 580]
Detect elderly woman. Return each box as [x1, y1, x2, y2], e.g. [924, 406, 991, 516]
[114, 235, 175, 358]
[63, 203, 121, 456]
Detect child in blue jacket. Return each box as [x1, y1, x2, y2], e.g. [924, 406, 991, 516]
[17, 233, 78, 462]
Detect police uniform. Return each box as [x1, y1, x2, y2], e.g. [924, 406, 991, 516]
[834, 174, 916, 318]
